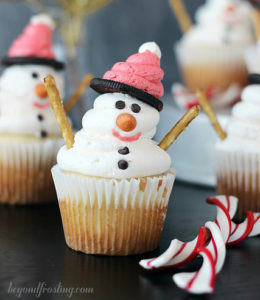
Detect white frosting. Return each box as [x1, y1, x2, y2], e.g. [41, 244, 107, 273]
[31, 14, 55, 30]
[57, 92, 171, 178]
[139, 42, 161, 59]
[217, 84, 260, 153]
[180, 0, 253, 47]
[0, 64, 64, 137]
[244, 41, 260, 73]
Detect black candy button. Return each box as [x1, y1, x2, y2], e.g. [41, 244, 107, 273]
[118, 160, 128, 170]
[41, 130, 48, 138]
[37, 114, 44, 121]
[118, 147, 129, 155]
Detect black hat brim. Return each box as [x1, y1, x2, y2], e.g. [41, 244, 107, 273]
[1, 56, 65, 70]
[248, 73, 260, 84]
[90, 78, 163, 111]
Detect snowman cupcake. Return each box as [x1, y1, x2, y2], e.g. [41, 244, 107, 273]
[175, 0, 254, 94]
[0, 14, 65, 204]
[51, 42, 176, 255]
[216, 74, 260, 219]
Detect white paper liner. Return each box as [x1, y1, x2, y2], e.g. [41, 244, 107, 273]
[52, 165, 176, 255]
[216, 148, 260, 219]
[0, 136, 63, 204]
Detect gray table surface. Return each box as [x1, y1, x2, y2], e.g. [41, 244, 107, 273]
[0, 180, 260, 300]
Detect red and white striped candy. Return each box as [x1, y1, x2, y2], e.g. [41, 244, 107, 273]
[139, 227, 207, 270]
[173, 247, 216, 294]
[139, 194, 260, 295]
[205, 221, 226, 274]
[249, 213, 260, 237]
[173, 221, 226, 294]
[206, 196, 234, 243]
[227, 211, 255, 245]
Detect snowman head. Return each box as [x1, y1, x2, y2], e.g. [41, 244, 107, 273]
[0, 14, 65, 111]
[0, 64, 64, 110]
[82, 92, 159, 140]
[89, 42, 164, 141]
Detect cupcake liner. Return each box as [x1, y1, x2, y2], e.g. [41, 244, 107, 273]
[52, 165, 176, 256]
[216, 148, 260, 220]
[175, 43, 248, 92]
[0, 136, 63, 204]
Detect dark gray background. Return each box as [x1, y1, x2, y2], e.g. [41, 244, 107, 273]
[0, 0, 204, 93]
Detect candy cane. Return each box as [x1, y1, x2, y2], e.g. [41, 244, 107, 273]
[249, 213, 260, 237]
[139, 195, 260, 295]
[227, 211, 255, 245]
[205, 221, 226, 273]
[173, 221, 226, 294]
[139, 227, 206, 270]
[206, 196, 234, 243]
[173, 247, 216, 294]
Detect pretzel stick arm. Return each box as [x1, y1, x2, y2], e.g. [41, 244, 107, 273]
[159, 105, 200, 151]
[44, 75, 74, 149]
[196, 90, 227, 141]
[64, 73, 94, 114]
[168, 0, 192, 34]
[253, 8, 260, 41]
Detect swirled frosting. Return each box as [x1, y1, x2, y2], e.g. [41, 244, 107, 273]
[180, 0, 253, 47]
[216, 84, 260, 152]
[57, 93, 171, 178]
[103, 42, 164, 99]
[0, 64, 64, 137]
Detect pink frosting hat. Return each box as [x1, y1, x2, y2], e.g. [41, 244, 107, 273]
[1, 14, 64, 70]
[90, 42, 164, 111]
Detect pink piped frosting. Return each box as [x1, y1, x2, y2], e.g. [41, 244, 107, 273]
[8, 23, 55, 59]
[103, 50, 164, 99]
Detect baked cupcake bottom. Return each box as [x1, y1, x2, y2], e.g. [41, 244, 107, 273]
[175, 43, 248, 92]
[52, 165, 176, 256]
[0, 135, 63, 205]
[216, 149, 260, 220]
[180, 62, 247, 92]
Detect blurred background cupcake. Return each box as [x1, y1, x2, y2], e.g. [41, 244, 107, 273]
[0, 14, 65, 204]
[216, 74, 260, 220]
[174, 0, 254, 107]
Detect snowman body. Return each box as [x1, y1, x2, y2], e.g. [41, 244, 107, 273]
[0, 64, 64, 137]
[58, 92, 171, 178]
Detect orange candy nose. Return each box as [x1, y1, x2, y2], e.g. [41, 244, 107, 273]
[116, 113, 137, 132]
[226, 5, 234, 12]
[35, 83, 48, 99]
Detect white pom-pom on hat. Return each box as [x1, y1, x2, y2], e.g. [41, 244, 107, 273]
[138, 42, 161, 59]
[30, 13, 55, 30]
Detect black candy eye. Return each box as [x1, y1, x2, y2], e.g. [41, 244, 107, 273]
[115, 100, 125, 109]
[32, 72, 39, 79]
[131, 103, 141, 113]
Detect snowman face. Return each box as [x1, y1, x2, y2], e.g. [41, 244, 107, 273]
[82, 93, 160, 140]
[0, 64, 64, 110]
[198, 0, 251, 26]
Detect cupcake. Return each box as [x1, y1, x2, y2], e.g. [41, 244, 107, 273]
[51, 42, 176, 255]
[216, 74, 260, 220]
[0, 14, 65, 204]
[175, 0, 254, 93]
